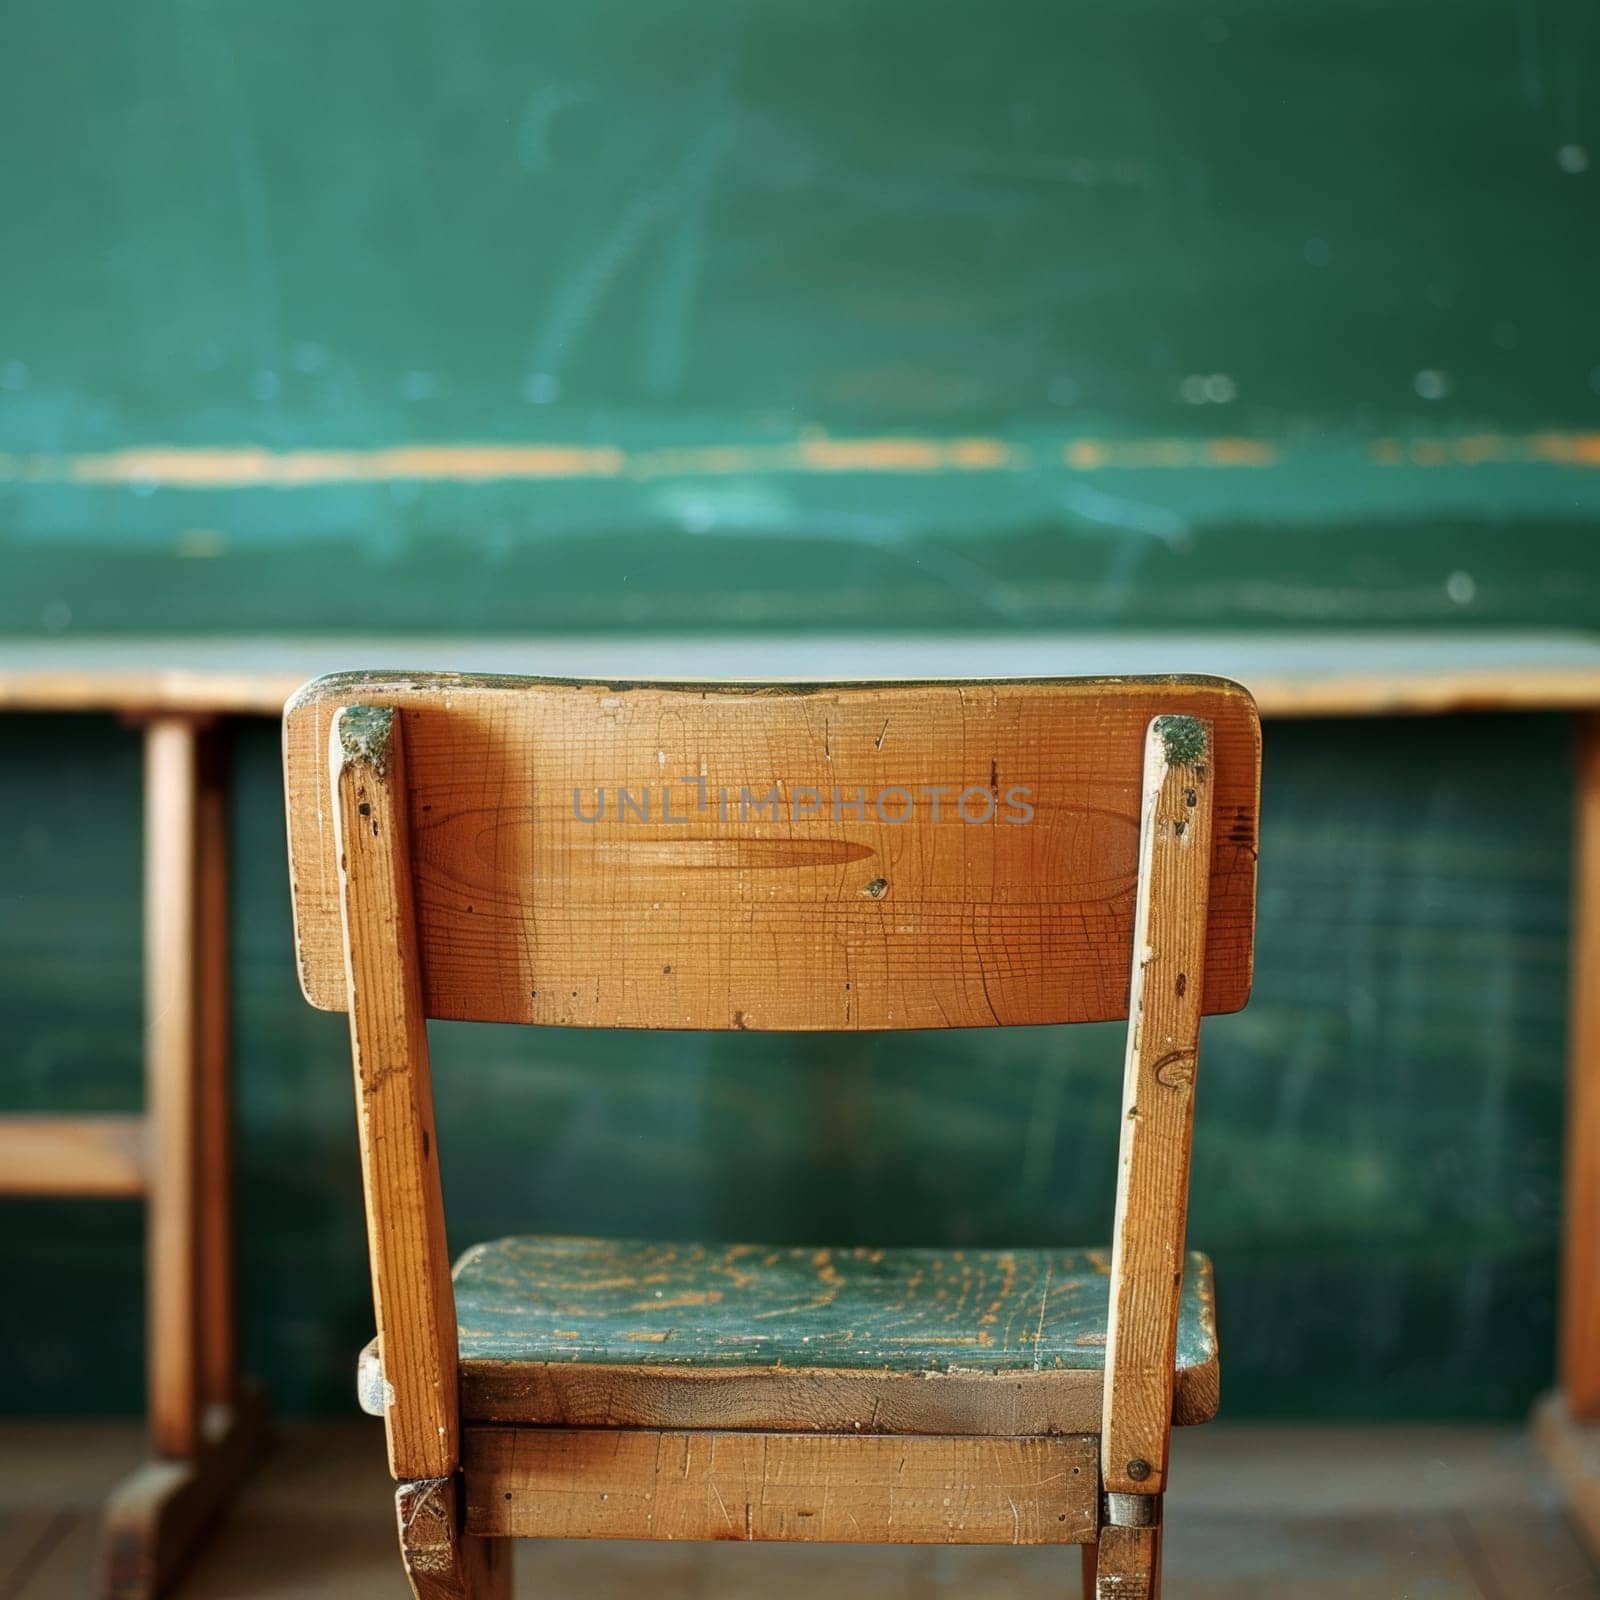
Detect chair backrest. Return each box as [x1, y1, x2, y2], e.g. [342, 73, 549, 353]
[284, 672, 1260, 1031]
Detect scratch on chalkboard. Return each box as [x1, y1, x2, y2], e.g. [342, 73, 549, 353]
[1513, 0, 1546, 109]
[1060, 482, 1191, 547]
[530, 72, 739, 399]
[185, 3, 283, 393]
[530, 191, 673, 384]
[642, 76, 738, 398]
[517, 85, 591, 172]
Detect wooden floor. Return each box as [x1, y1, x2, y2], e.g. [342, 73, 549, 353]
[0, 1420, 1594, 1598]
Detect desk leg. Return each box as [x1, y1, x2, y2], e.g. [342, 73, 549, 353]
[146, 716, 202, 1457]
[198, 731, 235, 1411]
[100, 716, 266, 1600]
[1564, 714, 1600, 1415]
[1536, 713, 1600, 1552]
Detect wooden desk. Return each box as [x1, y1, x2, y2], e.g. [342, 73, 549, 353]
[3, 630, 1600, 1582]
[0, 706, 266, 1599]
[2, 630, 1600, 719]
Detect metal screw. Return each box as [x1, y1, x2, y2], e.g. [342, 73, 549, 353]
[1126, 1458, 1151, 1482]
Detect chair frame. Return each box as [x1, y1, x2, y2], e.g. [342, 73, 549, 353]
[317, 689, 1234, 1600]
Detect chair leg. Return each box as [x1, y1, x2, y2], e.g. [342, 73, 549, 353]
[1081, 1542, 1099, 1598]
[396, 1477, 511, 1600]
[1094, 1524, 1161, 1599]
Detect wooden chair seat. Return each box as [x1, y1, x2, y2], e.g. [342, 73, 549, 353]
[437, 1235, 1219, 1436]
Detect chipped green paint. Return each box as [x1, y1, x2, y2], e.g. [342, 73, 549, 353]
[335, 704, 395, 773]
[1153, 715, 1208, 767]
[451, 1236, 1216, 1375]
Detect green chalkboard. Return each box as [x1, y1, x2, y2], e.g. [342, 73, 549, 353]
[0, 0, 1587, 1424]
[2, 0, 1599, 632]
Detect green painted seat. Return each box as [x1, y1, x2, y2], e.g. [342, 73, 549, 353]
[438, 1235, 1219, 1437]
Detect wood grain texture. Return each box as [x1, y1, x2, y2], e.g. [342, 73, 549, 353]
[0, 1115, 146, 1197]
[395, 1477, 509, 1600]
[1094, 1523, 1160, 1599]
[459, 1355, 1217, 1440]
[285, 674, 1260, 1030]
[332, 707, 460, 1479]
[143, 716, 202, 1460]
[1101, 717, 1215, 1499]
[448, 1236, 1218, 1435]
[1563, 713, 1600, 1416]
[462, 1427, 1098, 1544]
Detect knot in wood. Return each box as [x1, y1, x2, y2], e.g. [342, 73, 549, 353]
[1151, 1050, 1196, 1090]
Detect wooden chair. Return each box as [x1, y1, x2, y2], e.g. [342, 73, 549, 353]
[282, 671, 1260, 1599]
